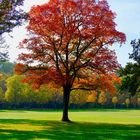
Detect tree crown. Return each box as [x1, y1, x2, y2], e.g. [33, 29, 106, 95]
[15, 0, 125, 94]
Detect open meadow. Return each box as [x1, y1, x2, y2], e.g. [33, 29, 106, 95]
[0, 109, 140, 140]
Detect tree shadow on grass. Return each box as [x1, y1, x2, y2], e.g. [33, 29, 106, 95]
[0, 119, 140, 140]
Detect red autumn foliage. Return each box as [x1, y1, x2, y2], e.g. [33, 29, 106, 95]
[15, 0, 125, 121]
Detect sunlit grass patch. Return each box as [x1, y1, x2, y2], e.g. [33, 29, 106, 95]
[0, 123, 50, 131]
[0, 109, 139, 140]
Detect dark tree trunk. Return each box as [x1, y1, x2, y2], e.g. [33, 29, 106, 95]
[62, 85, 71, 122]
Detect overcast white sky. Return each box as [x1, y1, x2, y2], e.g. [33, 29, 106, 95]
[4, 0, 140, 66]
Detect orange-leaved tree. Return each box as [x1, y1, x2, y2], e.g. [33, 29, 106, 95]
[15, 0, 125, 122]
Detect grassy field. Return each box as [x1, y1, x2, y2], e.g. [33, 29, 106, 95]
[0, 109, 140, 140]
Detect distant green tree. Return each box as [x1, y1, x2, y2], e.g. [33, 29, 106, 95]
[5, 75, 53, 106]
[0, 61, 14, 74]
[119, 62, 140, 96]
[118, 39, 140, 96]
[5, 75, 27, 105]
[0, 0, 25, 62]
[0, 0, 25, 35]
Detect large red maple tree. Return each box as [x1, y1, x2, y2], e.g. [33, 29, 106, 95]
[15, 0, 125, 121]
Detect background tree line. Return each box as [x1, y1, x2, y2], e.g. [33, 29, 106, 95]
[0, 60, 140, 109]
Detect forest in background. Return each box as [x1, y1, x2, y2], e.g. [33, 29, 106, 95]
[0, 60, 139, 109]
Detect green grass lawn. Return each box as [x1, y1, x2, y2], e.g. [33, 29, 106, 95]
[0, 109, 140, 140]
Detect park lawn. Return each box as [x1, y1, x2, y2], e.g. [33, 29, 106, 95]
[0, 109, 140, 140]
